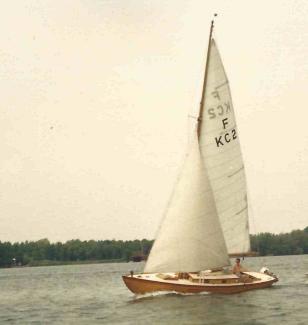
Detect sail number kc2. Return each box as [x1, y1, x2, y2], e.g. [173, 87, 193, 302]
[207, 90, 237, 147]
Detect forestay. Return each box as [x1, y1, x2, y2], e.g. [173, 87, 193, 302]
[144, 136, 230, 273]
[198, 39, 250, 254]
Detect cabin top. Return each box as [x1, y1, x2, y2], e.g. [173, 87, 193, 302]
[188, 273, 239, 280]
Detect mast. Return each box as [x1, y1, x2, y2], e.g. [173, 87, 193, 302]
[196, 18, 251, 255]
[197, 14, 216, 137]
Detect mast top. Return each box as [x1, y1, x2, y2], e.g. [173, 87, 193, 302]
[197, 14, 218, 136]
[211, 13, 218, 34]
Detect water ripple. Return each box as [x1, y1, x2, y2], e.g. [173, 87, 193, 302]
[0, 255, 307, 324]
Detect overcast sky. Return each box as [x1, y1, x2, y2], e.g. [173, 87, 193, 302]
[1, 0, 307, 242]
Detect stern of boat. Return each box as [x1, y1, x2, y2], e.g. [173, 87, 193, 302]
[259, 267, 279, 282]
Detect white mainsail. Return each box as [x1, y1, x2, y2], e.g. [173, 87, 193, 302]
[198, 39, 250, 254]
[144, 135, 230, 273]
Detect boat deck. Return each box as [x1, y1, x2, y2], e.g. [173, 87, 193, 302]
[132, 271, 273, 286]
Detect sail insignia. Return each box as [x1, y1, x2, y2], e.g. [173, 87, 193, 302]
[198, 39, 251, 255]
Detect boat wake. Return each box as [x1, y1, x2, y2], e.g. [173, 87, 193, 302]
[132, 290, 211, 300]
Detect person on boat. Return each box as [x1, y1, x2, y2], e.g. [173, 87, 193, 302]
[232, 258, 247, 275]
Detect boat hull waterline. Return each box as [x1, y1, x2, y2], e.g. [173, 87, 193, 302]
[123, 272, 278, 295]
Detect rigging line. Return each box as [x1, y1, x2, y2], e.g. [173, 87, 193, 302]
[214, 188, 247, 209]
[214, 182, 247, 202]
[213, 173, 245, 192]
[218, 202, 249, 222]
[215, 81, 229, 89]
[197, 15, 216, 138]
[228, 166, 244, 178]
[205, 163, 245, 183]
[246, 185, 261, 258]
[235, 205, 248, 216]
[206, 152, 243, 170]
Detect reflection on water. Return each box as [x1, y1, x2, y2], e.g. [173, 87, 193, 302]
[0, 255, 307, 324]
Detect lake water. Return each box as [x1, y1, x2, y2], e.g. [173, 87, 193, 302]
[0, 255, 307, 324]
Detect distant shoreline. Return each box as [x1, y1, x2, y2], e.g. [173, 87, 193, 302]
[1, 228, 307, 268]
[2, 254, 308, 270]
[1, 258, 128, 269]
[0, 238, 153, 269]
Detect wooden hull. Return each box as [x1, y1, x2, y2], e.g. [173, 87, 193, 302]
[122, 274, 278, 295]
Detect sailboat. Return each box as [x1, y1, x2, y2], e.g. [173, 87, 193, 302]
[122, 18, 278, 294]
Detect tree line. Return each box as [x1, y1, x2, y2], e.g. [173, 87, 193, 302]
[250, 227, 308, 256]
[0, 238, 153, 268]
[0, 227, 307, 268]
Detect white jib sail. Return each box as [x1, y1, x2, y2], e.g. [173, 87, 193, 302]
[144, 135, 230, 273]
[198, 39, 250, 254]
